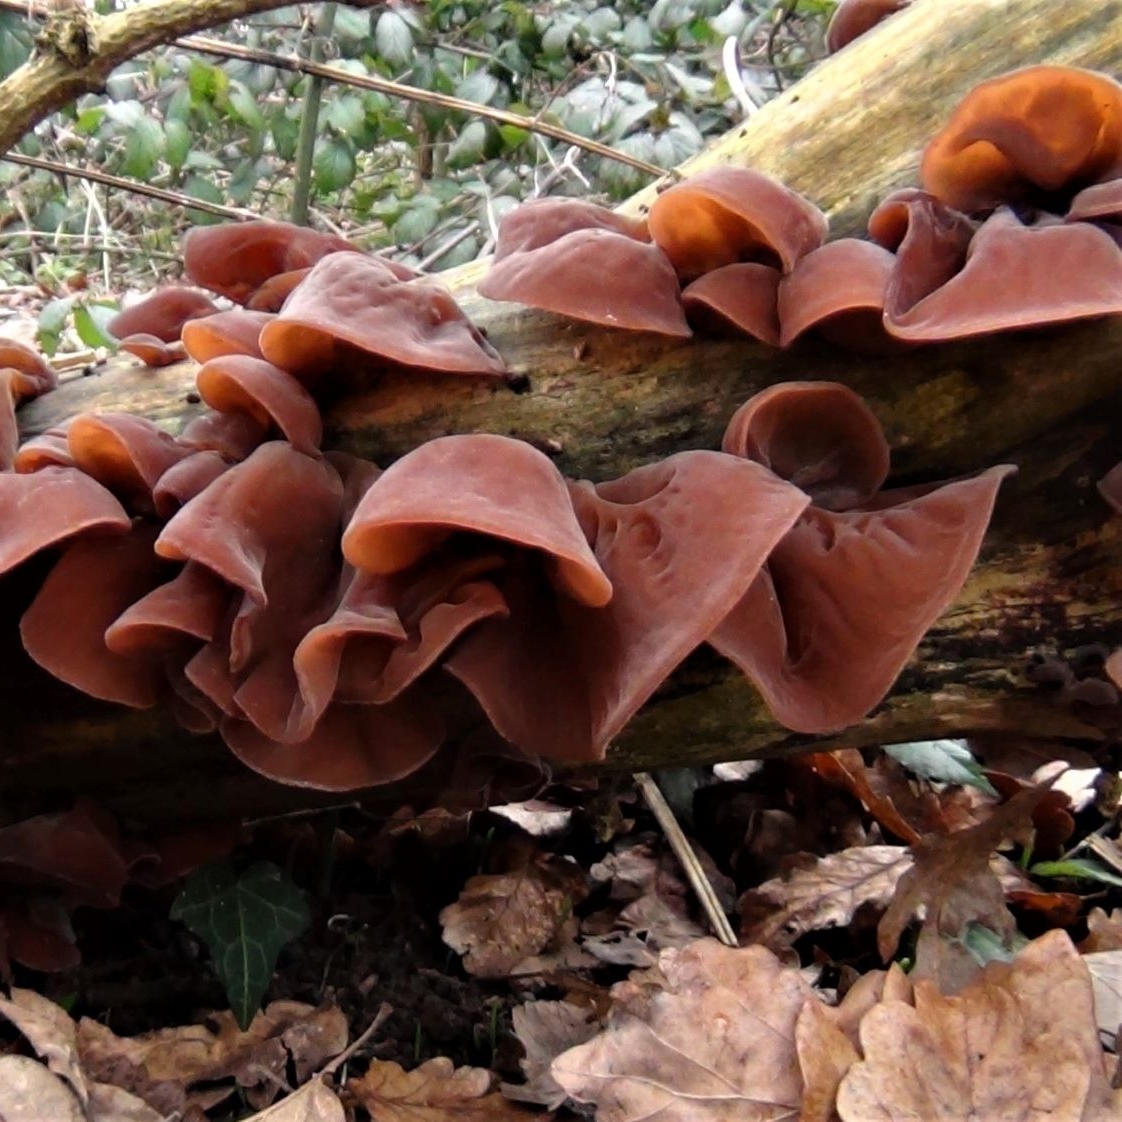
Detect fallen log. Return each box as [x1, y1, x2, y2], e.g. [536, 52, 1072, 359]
[4, 0, 1122, 828]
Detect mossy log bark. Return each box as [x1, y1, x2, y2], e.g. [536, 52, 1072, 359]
[4, 0, 1122, 828]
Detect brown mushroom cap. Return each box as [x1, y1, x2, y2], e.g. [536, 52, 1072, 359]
[0, 465, 130, 576]
[116, 334, 186, 368]
[777, 239, 895, 350]
[0, 340, 57, 470]
[107, 287, 219, 344]
[712, 381, 1014, 732]
[681, 263, 781, 345]
[195, 355, 322, 456]
[479, 227, 691, 337]
[921, 65, 1122, 213]
[259, 254, 507, 378]
[646, 167, 828, 280]
[182, 219, 360, 304]
[342, 433, 612, 608]
[181, 310, 273, 364]
[491, 197, 650, 258]
[445, 450, 808, 762]
[884, 207, 1122, 341]
[20, 524, 172, 708]
[1067, 178, 1122, 223]
[825, 0, 910, 52]
[722, 381, 889, 510]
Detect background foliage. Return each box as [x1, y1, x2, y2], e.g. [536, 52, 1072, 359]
[0, 0, 833, 311]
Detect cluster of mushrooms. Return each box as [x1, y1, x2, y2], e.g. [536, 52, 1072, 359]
[0, 63, 1119, 793]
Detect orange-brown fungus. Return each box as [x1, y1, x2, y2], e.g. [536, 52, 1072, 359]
[647, 167, 827, 280]
[921, 66, 1122, 213]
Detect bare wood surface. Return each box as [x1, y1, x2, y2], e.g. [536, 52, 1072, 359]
[4, 0, 1122, 828]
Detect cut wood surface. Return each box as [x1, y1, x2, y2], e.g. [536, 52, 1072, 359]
[5, 0, 1122, 828]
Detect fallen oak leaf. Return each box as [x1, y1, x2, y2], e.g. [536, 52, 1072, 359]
[877, 786, 1047, 989]
[242, 1078, 345, 1121]
[551, 938, 811, 1121]
[440, 847, 588, 978]
[0, 1054, 87, 1122]
[837, 930, 1121, 1122]
[503, 1000, 600, 1109]
[346, 1056, 537, 1120]
[737, 844, 911, 951]
[0, 987, 89, 1105]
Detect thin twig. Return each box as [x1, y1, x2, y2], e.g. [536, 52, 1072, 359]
[177, 34, 667, 179]
[634, 771, 738, 947]
[1, 151, 258, 220]
[321, 1002, 393, 1079]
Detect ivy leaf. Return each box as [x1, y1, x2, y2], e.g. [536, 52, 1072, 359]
[170, 861, 310, 1029]
[883, 739, 997, 796]
[227, 79, 264, 132]
[164, 118, 191, 169]
[313, 137, 356, 194]
[375, 10, 414, 66]
[120, 116, 164, 179]
[456, 69, 500, 106]
[446, 119, 490, 168]
[37, 296, 74, 357]
[72, 302, 119, 350]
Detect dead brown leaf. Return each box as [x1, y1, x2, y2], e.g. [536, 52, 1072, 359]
[440, 851, 588, 977]
[878, 787, 1046, 989]
[503, 1000, 599, 1109]
[837, 930, 1119, 1122]
[0, 1055, 87, 1122]
[1085, 950, 1122, 1039]
[347, 1056, 535, 1120]
[795, 999, 859, 1122]
[1083, 907, 1122, 953]
[803, 750, 923, 844]
[551, 938, 811, 1121]
[77, 1000, 348, 1113]
[0, 987, 87, 1104]
[738, 845, 911, 951]
[244, 1079, 345, 1121]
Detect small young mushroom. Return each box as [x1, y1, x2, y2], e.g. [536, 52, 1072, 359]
[0, 340, 57, 470]
[825, 0, 910, 52]
[646, 167, 828, 280]
[681, 263, 781, 345]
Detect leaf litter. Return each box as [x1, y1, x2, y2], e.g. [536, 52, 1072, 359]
[4, 743, 1122, 1120]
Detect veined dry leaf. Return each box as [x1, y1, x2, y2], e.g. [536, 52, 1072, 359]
[77, 1000, 347, 1112]
[878, 787, 1046, 989]
[795, 999, 859, 1122]
[1085, 950, 1122, 1039]
[243, 1079, 344, 1121]
[440, 852, 588, 977]
[803, 750, 922, 844]
[346, 1056, 534, 1120]
[1082, 907, 1122, 953]
[738, 844, 911, 951]
[503, 1000, 599, 1109]
[0, 1055, 86, 1122]
[837, 931, 1119, 1122]
[551, 938, 810, 1121]
[0, 987, 88, 1104]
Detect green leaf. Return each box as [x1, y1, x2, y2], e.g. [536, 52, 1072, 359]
[227, 79, 264, 131]
[120, 117, 164, 179]
[326, 95, 366, 137]
[375, 10, 414, 66]
[73, 302, 119, 350]
[37, 296, 74, 357]
[171, 862, 310, 1029]
[883, 740, 998, 796]
[183, 174, 225, 225]
[164, 118, 191, 170]
[271, 112, 300, 162]
[313, 137, 356, 194]
[1030, 858, 1122, 889]
[446, 119, 489, 168]
[456, 69, 500, 106]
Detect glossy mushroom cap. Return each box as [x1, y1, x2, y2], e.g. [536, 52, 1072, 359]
[647, 167, 828, 280]
[107, 288, 218, 344]
[825, 0, 910, 53]
[0, 340, 58, 470]
[479, 226, 691, 337]
[681, 263, 781, 345]
[259, 253, 507, 378]
[712, 382, 1014, 732]
[490, 198, 649, 257]
[183, 219, 360, 304]
[921, 65, 1122, 213]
